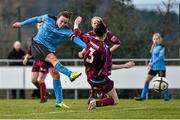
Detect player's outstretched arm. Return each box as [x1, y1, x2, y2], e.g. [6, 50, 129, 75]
[111, 61, 135, 70]
[12, 16, 44, 28]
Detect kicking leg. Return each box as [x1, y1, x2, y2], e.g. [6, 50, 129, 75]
[45, 53, 81, 81]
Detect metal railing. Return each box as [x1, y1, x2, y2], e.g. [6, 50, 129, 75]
[0, 58, 180, 66]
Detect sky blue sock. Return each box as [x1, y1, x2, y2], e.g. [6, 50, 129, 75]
[163, 89, 170, 99]
[53, 80, 63, 104]
[54, 62, 72, 77]
[140, 82, 149, 99]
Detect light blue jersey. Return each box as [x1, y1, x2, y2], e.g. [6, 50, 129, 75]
[149, 44, 166, 70]
[20, 14, 86, 52]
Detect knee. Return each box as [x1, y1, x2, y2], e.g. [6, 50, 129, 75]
[46, 54, 58, 64]
[51, 71, 60, 80]
[38, 79, 45, 84]
[113, 98, 119, 105]
[31, 78, 37, 84]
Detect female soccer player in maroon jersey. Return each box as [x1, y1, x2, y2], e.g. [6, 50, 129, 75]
[74, 17, 134, 110]
[74, 19, 135, 110]
[77, 21, 118, 110]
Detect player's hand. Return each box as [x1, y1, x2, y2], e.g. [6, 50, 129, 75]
[78, 49, 85, 58]
[12, 22, 21, 28]
[23, 58, 28, 65]
[124, 61, 135, 69]
[74, 16, 82, 25]
[147, 63, 152, 70]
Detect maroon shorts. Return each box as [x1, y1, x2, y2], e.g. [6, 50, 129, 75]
[88, 78, 114, 96]
[32, 60, 48, 73]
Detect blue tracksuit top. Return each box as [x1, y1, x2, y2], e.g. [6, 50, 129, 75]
[149, 44, 166, 70]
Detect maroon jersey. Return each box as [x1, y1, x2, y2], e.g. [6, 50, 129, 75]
[83, 38, 108, 81]
[74, 28, 109, 77]
[87, 31, 121, 75]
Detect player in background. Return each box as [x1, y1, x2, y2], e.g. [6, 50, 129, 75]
[23, 23, 50, 103]
[134, 33, 171, 101]
[89, 16, 121, 75]
[13, 11, 87, 108]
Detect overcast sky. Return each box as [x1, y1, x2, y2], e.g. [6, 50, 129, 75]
[132, 0, 180, 14]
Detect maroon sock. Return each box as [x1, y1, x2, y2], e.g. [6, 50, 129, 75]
[100, 93, 108, 99]
[40, 82, 47, 101]
[96, 97, 114, 107]
[33, 81, 40, 89]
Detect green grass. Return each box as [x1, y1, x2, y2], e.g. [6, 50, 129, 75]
[0, 99, 180, 119]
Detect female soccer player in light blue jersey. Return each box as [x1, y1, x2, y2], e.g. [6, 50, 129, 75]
[12, 11, 87, 108]
[135, 33, 171, 101]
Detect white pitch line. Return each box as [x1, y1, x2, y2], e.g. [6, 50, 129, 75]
[1, 107, 147, 117]
[1, 110, 85, 117]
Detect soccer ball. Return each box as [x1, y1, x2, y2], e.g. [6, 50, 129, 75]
[152, 77, 168, 92]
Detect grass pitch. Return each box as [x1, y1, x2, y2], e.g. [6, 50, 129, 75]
[0, 99, 180, 119]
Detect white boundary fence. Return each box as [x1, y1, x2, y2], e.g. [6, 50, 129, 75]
[0, 59, 179, 99]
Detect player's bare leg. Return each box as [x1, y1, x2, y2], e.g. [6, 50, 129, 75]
[106, 88, 119, 105]
[31, 72, 40, 89]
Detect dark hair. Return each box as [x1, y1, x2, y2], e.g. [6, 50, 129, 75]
[94, 21, 107, 37]
[57, 11, 73, 19]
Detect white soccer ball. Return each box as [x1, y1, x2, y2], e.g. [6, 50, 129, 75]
[152, 77, 168, 92]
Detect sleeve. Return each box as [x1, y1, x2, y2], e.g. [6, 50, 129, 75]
[58, 28, 86, 49]
[71, 35, 87, 49]
[150, 46, 165, 65]
[73, 28, 91, 44]
[20, 14, 47, 26]
[74, 28, 82, 36]
[107, 31, 121, 45]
